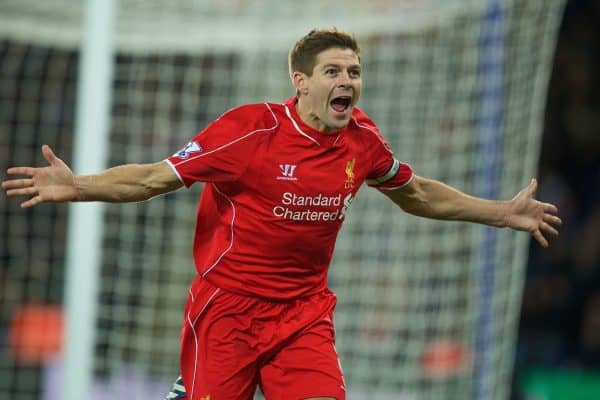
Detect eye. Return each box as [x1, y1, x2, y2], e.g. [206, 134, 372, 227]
[325, 68, 337, 76]
[349, 69, 361, 78]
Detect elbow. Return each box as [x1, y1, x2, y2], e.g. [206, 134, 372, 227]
[398, 197, 431, 217]
[393, 178, 445, 219]
[109, 183, 154, 203]
[393, 186, 431, 217]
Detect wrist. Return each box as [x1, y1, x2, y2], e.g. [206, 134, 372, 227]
[499, 200, 511, 228]
[73, 175, 89, 201]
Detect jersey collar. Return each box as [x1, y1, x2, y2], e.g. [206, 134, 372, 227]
[284, 96, 346, 147]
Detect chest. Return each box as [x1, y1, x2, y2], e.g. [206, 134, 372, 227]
[245, 130, 369, 202]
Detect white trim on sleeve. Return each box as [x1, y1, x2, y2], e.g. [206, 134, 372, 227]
[164, 159, 184, 185]
[366, 158, 400, 186]
[375, 173, 415, 190]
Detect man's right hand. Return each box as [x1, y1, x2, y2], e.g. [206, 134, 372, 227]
[2, 144, 79, 208]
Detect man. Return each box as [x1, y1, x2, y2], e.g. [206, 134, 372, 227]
[2, 28, 560, 400]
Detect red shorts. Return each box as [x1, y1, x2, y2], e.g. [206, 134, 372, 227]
[177, 276, 346, 400]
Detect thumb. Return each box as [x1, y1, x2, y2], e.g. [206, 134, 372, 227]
[527, 178, 538, 196]
[41, 144, 58, 166]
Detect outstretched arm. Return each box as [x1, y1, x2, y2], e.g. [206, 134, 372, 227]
[382, 175, 561, 248]
[2, 145, 183, 208]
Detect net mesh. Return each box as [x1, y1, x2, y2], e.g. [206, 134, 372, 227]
[0, 1, 565, 399]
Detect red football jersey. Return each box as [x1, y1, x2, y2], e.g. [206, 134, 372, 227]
[166, 97, 413, 299]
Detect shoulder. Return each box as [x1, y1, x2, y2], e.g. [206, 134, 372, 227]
[350, 106, 384, 141]
[349, 107, 395, 161]
[215, 102, 279, 132]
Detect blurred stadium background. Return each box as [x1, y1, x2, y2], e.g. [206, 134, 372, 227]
[0, 0, 597, 399]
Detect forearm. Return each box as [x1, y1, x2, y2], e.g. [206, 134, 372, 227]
[75, 162, 180, 202]
[387, 177, 509, 227]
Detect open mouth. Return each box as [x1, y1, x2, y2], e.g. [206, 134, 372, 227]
[330, 96, 352, 113]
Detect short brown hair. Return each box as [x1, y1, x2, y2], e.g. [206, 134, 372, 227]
[289, 28, 360, 77]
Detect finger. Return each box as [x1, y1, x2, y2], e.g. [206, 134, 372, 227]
[540, 221, 559, 237]
[6, 167, 36, 176]
[2, 178, 34, 190]
[42, 144, 58, 166]
[21, 195, 43, 209]
[543, 214, 562, 226]
[543, 202, 558, 214]
[527, 178, 538, 196]
[532, 229, 548, 248]
[6, 187, 38, 197]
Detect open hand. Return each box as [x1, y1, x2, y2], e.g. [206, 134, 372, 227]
[2, 145, 79, 208]
[505, 178, 562, 248]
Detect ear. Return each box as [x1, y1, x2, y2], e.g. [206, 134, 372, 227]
[292, 71, 309, 96]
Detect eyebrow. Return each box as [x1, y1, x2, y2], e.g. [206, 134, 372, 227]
[321, 63, 362, 70]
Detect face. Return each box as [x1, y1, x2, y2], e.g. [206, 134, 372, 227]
[294, 47, 362, 133]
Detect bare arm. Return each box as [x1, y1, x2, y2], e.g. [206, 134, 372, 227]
[2, 145, 183, 208]
[382, 175, 562, 248]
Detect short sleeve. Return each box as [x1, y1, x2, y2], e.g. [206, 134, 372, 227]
[353, 111, 414, 190]
[165, 103, 278, 187]
[367, 154, 414, 190]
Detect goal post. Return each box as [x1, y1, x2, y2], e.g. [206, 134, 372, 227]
[62, 1, 116, 400]
[0, 1, 566, 399]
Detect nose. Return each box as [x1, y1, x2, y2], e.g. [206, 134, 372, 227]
[337, 70, 352, 87]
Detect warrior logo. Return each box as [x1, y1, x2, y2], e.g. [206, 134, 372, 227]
[277, 164, 298, 181]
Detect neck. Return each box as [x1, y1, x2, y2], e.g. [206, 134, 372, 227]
[295, 96, 336, 133]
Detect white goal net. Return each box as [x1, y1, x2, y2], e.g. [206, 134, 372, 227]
[0, 1, 565, 399]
